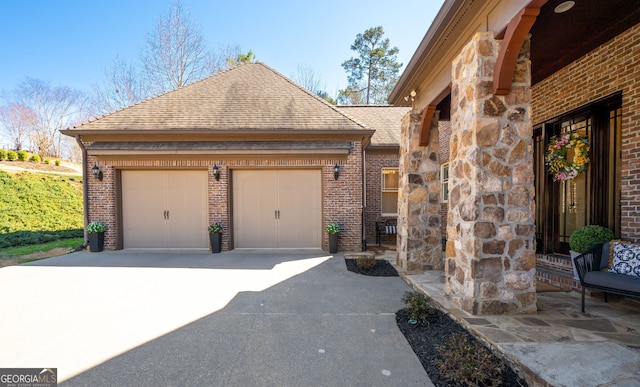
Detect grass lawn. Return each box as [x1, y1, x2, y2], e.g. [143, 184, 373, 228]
[0, 237, 84, 267]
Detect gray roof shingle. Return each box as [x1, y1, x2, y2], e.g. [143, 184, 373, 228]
[336, 105, 409, 147]
[68, 63, 369, 132]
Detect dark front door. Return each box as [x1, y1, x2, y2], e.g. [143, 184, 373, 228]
[534, 94, 621, 255]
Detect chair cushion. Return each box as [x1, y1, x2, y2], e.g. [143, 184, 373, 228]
[386, 225, 397, 234]
[610, 241, 640, 277]
[584, 271, 640, 293]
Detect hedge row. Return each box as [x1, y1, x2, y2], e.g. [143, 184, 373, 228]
[0, 149, 60, 165]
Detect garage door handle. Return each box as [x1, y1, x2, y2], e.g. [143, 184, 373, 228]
[167, 210, 170, 219]
[275, 210, 280, 219]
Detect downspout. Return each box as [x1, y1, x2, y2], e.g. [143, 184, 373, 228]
[75, 135, 89, 249]
[362, 145, 367, 251]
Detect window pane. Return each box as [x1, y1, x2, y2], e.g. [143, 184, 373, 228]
[382, 170, 398, 189]
[382, 192, 398, 214]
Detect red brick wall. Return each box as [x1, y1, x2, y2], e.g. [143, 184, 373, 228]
[532, 23, 640, 241]
[364, 150, 399, 244]
[85, 147, 364, 252]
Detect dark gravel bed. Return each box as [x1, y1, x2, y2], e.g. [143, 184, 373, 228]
[344, 258, 399, 276]
[396, 308, 528, 386]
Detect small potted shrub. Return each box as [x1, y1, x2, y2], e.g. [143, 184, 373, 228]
[87, 221, 106, 252]
[326, 222, 341, 254]
[208, 222, 223, 253]
[569, 225, 617, 278]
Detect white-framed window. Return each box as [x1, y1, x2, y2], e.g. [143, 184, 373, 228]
[381, 168, 399, 216]
[441, 162, 449, 203]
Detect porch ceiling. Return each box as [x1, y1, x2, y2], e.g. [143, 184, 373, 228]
[531, 0, 640, 84]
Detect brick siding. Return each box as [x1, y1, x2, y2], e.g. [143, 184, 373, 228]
[532, 23, 640, 241]
[85, 146, 364, 252]
[364, 150, 399, 244]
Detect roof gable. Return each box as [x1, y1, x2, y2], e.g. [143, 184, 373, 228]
[69, 63, 369, 132]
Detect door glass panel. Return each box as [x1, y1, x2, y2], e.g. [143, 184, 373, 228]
[557, 117, 591, 252]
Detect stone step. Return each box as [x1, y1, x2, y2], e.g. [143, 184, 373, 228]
[536, 266, 580, 291]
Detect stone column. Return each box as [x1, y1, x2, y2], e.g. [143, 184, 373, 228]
[445, 32, 536, 315]
[397, 111, 443, 271]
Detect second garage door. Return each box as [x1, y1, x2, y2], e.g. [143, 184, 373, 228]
[233, 170, 321, 248]
[122, 170, 209, 248]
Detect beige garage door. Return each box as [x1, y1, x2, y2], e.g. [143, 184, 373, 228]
[233, 170, 321, 248]
[122, 170, 208, 248]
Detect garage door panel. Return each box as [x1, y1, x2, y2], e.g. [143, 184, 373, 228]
[234, 170, 321, 248]
[122, 170, 208, 249]
[278, 171, 321, 248]
[233, 171, 278, 248]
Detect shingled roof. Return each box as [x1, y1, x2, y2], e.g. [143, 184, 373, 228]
[67, 63, 369, 132]
[336, 105, 409, 147]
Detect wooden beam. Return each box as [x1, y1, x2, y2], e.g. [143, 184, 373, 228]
[493, 1, 547, 95]
[419, 105, 437, 146]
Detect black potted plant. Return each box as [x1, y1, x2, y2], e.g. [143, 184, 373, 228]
[208, 222, 223, 253]
[87, 221, 106, 252]
[569, 225, 617, 278]
[326, 222, 341, 254]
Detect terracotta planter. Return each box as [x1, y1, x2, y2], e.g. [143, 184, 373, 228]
[88, 232, 104, 252]
[210, 233, 222, 253]
[329, 233, 338, 254]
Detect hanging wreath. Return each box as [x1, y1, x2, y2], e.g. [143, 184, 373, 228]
[545, 133, 590, 181]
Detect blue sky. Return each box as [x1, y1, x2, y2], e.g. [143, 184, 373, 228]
[0, 0, 444, 98]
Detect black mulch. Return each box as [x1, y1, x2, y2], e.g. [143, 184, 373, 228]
[345, 256, 527, 386]
[396, 308, 528, 386]
[344, 259, 399, 277]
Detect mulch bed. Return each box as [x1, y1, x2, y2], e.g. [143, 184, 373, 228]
[396, 308, 528, 386]
[344, 258, 399, 277]
[346, 257, 527, 386]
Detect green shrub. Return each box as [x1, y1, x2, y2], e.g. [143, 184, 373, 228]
[325, 222, 341, 234]
[87, 222, 106, 233]
[44, 159, 51, 164]
[16, 150, 29, 161]
[401, 291, 435, 325]
[29, 154, 41, 162]
[0, 229, 83, 249]
[569, 225, 617, 253]
[0, 149, 6, 160]
[6, 151, 17, 161]
[54, 159, 61, 166]
[437, 332, 504, 387]
[356, 256, 376, 270]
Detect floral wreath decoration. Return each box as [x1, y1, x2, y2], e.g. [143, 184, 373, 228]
[544, 133, 590, 181]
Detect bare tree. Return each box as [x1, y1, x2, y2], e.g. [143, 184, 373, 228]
[0, 103, 36, 150]
[141, 1, 210, 94]
[8, 78, 84, 158]
[90, 55, 150, 116]
[207, 43, 244, 73]
[292, 64, 324, 93]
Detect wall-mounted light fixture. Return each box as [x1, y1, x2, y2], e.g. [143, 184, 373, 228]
[213, 164, 220, 181]
[333, 164, 340, 180]
[403, 89, 417, 102]
[91, 162, 103, 181]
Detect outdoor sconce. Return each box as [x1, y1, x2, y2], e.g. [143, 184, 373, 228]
[213, 164, 220, 181]
[333, 164, 340, 180]
[91, 162, 103, 181]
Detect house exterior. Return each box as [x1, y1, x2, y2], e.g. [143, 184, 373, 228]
[62, 63, 406, 253]
[389, 0, 640, 314]
[336, 106, 409, 245]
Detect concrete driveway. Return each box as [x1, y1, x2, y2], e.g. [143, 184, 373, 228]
[0, 250, 432, 386]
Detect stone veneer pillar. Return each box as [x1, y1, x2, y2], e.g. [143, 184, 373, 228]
[445, 32, 536, 314]
[397, 111, 443, 271]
